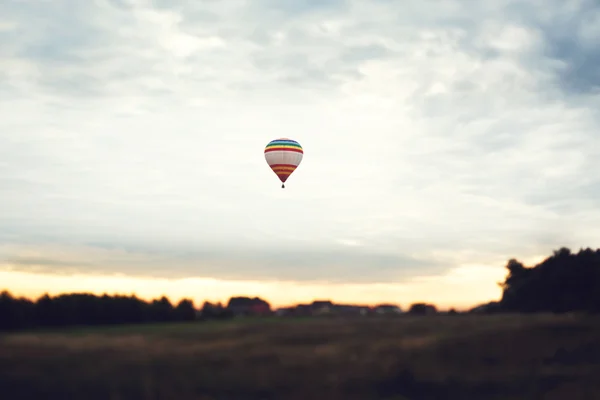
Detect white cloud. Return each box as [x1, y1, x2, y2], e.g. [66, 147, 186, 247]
[1, 0, 600, 289]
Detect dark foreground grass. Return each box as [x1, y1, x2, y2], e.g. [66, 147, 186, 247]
[1, 314, 600, 400]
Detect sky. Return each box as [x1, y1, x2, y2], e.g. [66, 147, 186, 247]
[1, 0, 599, 309]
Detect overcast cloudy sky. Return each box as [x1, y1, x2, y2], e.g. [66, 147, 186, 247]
[1, 0, 599, 307]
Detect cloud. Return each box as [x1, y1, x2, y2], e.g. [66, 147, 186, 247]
[1, 0, 600, 289]
[0, 241, 443, 283]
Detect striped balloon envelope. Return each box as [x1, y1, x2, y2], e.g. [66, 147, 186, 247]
[264, 138, 303, 188]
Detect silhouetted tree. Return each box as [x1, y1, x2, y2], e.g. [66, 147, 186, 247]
[200, 301, 233, 320]
[0, 291, 35, 330]
[149, 296, 174, 322]
[498, 247, 600, 313]
[174, 299, 196, 321]
[0, 291, 204, 331]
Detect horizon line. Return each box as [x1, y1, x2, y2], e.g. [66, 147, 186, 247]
[0, 287, 484, 312]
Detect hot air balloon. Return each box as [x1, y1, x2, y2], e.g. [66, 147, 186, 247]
[264, 138, 303, 188]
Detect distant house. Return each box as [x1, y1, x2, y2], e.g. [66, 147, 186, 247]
[408, 303, 437, 315]
[333, 304, 370, 316]
[357, 306, 371, 316]
[275, 301, 335, 317]
[278, 301, 374, 317]
[294, 304, 313, 316]
[310, 300, 334, 315]
[275, 305, 307, 317]
[275, 307, 292, 317]
[226, 296, 271, 317]
[373, 304, 402, 315]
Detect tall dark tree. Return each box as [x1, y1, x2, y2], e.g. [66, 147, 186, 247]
[497, 247, 600, 313]
[175, 299, 197, 321]
[149, 296, 175, 322]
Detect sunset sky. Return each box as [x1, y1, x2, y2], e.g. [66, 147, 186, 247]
[1, 0, 599, 310]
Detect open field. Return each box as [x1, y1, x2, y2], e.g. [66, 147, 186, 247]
[2, 314, 600, 400]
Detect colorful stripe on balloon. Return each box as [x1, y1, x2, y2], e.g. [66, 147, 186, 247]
[269, 164, 298, 182]
[264, 139, 303, 153]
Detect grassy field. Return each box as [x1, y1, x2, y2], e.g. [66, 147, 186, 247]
[1, 314, 600, 400]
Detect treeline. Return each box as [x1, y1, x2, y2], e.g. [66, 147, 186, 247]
[475, 247, 600, 314]
[0, 292, 235, 331]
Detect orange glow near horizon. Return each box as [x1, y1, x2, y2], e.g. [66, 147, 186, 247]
[0, 263, 507, 311]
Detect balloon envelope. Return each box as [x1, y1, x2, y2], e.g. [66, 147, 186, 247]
[264, 138, 303, 185]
